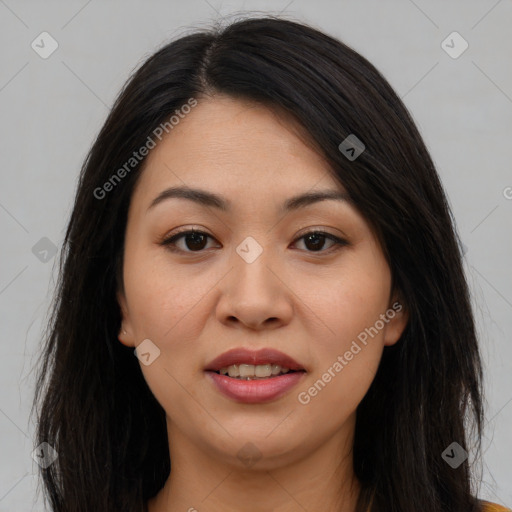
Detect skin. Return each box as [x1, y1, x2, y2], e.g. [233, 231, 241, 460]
[117, 94, 408, 512]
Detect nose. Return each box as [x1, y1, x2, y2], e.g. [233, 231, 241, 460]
[215, 241, 294, 331]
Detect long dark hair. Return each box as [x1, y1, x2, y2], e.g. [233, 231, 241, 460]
[31, 15, 484, 512]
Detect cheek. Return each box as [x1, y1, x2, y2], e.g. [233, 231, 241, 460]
[123, 243, 211, 341]
[123, 243, 227, 408]
[294, 346, 380, 448]
[295, 287, 387, 432]
[122, 247, 210, 418]
[305, 252, 391, 350]
[296, 251, 390, 406]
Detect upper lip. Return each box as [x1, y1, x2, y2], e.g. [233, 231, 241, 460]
[204, 348, 305, 372]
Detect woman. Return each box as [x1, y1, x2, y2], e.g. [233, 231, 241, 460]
[31, 15, 510, 512]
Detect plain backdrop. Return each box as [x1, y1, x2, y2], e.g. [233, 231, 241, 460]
[0, 0, 510, 510]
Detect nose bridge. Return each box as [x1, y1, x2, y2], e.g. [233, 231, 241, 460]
[232, 234, 276, 292]
[215, 233, 293, 328]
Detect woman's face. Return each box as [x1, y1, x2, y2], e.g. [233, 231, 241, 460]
[117, 94, 407, 471]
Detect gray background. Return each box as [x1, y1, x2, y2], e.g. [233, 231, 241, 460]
[0, 0, 510, 509]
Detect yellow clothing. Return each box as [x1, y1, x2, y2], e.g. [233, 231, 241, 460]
[481, 502, 512, 512]
[362, 500, 511, 511]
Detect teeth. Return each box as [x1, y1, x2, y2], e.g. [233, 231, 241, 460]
[271, 364, 281, 375]
[219, 363, 293, 379]
[239, 364, 255, 378]
[255, 364, 272, 377]
[227, 365, 240, 378]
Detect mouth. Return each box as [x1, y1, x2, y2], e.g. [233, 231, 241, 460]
[211, 363, 301, 380]
[204, 347, 306, 373]
[204, 348, 307, 403]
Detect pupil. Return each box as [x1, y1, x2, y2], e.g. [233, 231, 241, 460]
[305, 233, 325, 251]
[186, 233, 206, 251]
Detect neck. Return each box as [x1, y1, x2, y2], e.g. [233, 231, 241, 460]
[148, 414, 361, 512]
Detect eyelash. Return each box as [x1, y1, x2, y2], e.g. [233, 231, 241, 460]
[159, 228, 348, 255]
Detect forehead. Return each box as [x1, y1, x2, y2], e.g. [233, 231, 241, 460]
[131, 95, 344, 208]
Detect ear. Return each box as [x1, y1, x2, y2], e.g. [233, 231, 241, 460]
[117, 290, 136, 348]
[383, 294, 409, 347]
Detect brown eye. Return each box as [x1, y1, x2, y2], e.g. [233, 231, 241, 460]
[294, 231, 348, 253]
[161, 229, 216, 253]
[301, 232, 330, 251]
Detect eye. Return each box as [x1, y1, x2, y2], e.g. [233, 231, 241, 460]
[160, 228, 348, 254]
[160, 228, 217, 253]
[293, 230, 348, 253]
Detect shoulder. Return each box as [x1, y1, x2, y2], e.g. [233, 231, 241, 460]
[480, 501, 512, 512]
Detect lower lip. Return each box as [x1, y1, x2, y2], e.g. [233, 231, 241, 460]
[205, 371, 306, 404]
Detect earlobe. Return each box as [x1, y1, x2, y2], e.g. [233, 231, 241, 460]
[383, 299, 409, 347]
[116, 291, 135, 347]
[118, 325, 134, 347]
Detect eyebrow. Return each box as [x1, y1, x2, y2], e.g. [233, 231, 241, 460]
[146, 185, 351, 214]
